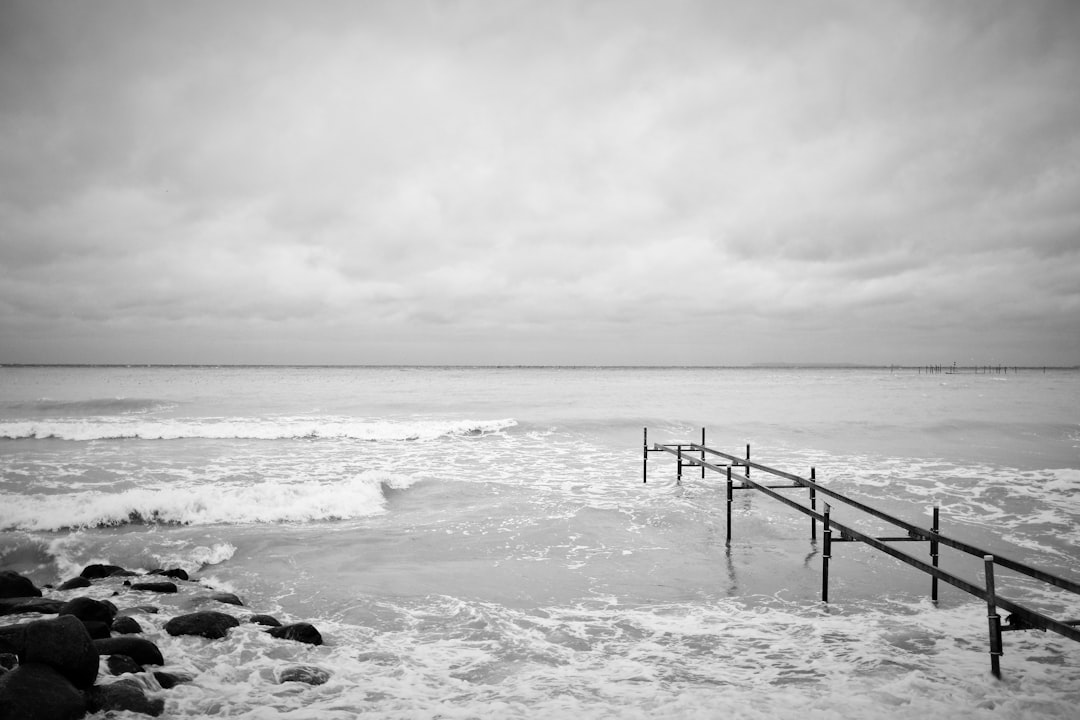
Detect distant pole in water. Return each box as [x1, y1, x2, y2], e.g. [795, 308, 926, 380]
[726, 465, 733, 545]
[642, 427, 648, 483]
[810, 467, 817, 541]
[822, 503, 833, 602]
[931, 504, 940, 603]
[984, 556, 1004, 678]
[701, 428, 706, 479]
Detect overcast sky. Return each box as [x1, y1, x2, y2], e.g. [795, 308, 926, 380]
[1, 0, 1078, 366]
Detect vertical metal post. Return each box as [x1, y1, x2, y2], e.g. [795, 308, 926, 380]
[642, 427, 648, 483]
[676, 445, 683, 486]
[700, 428, 706, 479]
[822, 503, 832, 603]
[984, 555, 1003, 678]
[930, 504, 940, 603]
[810, 467, 817, 541]
[745, 443, 751, 478]
[726, 465, 733, 545]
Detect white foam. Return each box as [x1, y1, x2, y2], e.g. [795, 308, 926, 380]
[0, 416, 517, 441]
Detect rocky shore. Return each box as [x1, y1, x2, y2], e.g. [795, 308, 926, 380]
[0, 567, 326, 719]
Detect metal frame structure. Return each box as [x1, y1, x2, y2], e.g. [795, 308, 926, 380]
[642, 428, 1080, 677]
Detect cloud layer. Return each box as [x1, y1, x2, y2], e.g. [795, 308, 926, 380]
[2, 0, 1078, 364]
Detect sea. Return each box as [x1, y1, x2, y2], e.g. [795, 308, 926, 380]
[1, 365, 1079, 719]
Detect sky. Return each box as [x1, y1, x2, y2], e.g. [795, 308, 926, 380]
[1, 0, 1078, 366]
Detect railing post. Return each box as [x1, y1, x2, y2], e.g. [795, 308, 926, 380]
[822, 502, 832, 602]
[726, 465, 733, 545]
[810, 467, 817, 541]
[745, 443, 751, 478]
[931, 503, 940, 602]
[642, 427, 648, 483]
[985, 555, 1003, 678]
[677, 445, 683, 486]
[700, 428, 706, 479]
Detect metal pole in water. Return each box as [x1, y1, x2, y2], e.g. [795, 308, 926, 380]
[984, 555, 1003, 677]
[726, 465, 733, 545]
[701, 428, 706, 479]
[810, 467, 817, 541]
[822, 503, 832, 602]
[745, 444, 751, 478]
[931, 504, 940, 603]
[677, 445, 683, 486]
[642, 427, 648, 483]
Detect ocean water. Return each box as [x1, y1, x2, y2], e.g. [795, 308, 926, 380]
[1, 365, 1079, 719]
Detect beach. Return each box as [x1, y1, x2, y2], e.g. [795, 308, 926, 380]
[2, 365, 1079, 718]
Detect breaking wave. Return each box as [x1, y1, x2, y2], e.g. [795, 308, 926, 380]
[0, 417, 518, 441]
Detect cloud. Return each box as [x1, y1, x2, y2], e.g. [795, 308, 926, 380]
[1, 0, 1078, 364]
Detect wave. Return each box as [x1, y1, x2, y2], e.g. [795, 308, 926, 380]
[0, 471, 419, 531]
[1, 398, 179, 417]
[0, 416, 518, 441]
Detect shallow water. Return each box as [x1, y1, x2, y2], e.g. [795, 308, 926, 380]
[2, 366, 1079, 718]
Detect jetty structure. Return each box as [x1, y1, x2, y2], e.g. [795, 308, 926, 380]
[642, 428, 1080, 677]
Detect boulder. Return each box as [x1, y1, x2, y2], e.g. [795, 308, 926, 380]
[0, 570, 40, 599]
[111, 616, 143, 634]
[268, 622, 323, 646]
[106, 654, 143, 675]
[21, 614, 99, 689]
[0, 662, 87, 720]
[0, 653, 16, 670]
[93, 636, 164, 666]
[129, 581, 178, 594]
[152, 670, 191, 689]
[248, 613, 282, 627]
[118, 605, 159, 616]
[79, 564, 126, 580]
[59, 597, 116, 624]
[278, 664, 331, 685]
[81, 621, 111, 640]
[208, 591, 243, 606]
[89, 678, 164, 717]
[0, 597, 63, 616]
[57, 577, 92, 591]
[164, 611, 239, 640]
[0, 625, 24, 655]
[149, 568, 189, 581]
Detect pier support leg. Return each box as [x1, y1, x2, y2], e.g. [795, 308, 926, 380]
[701, 428, 706, 479]
[822, 503, 832, 603]
[931, 504, 940, 603]
[726, 466, 733, 545]
[677, 445, 683, 486]
[642, 428, 648, 484]
[810, 467, 817, 541]
[984, 555, 1003, 678]
[745, 444, 751, 479]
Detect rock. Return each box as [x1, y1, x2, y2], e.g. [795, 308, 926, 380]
[267, 622, 323, 646]
[278, 664, 331, 685]
[164, 611, 239, 640]
[0, 625, 24, 655]
[118, 605, 159, 616]
[248, 614, 282, 627]
[0, 597, 63, 616]
[0, 570, 41, 599]
[21, 614, 99, 689]
[0, 662, 87, 720]
[111, 616, 143, 634]
[93, 637, 164, 666]
[0, 653, 16, 670]
[59, 596, 116, 624]
[106, 654, 142, 675]
[152, 670, 191, 689]
[79, 564, 126, 580]
[57, 577, 92, 591]
[209, 591, 243, 606]
[130, 581, 178, 594]
[149, 568, 189, 581]
[81, 621, 111, 640]
[89, 678, 164, 717]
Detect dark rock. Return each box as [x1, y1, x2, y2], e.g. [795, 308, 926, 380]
[118, 605, 159, 616]
[80, 564, 126, 579]
[81, 621, 111, 640]
[89, 678, 164, 717]
[0, 653, 16, 670]
[59, 596, 116, 624]
[164, 611, 239, 640]
[130, 581, 178, 594]
[0, 596, 63, 617]
[278, 664, 331, 685]
[21, 614, 99, 689]
[0, 662, 87, 720]
[209, 591, 243, 606]
[106, 654, 142, 675]
[57, 577, 92, 591]
[0, 570, 41, 599]
[268, 622, 323, 646]
[110, 570, 138, 578]
[111, 616, 143, 634]
[149, 568, 189, 581]
[152, 670, 191, 689]
[0, 625, 24, 655]
[248, 614, 282, 627]
[93, 637, 164, 666]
